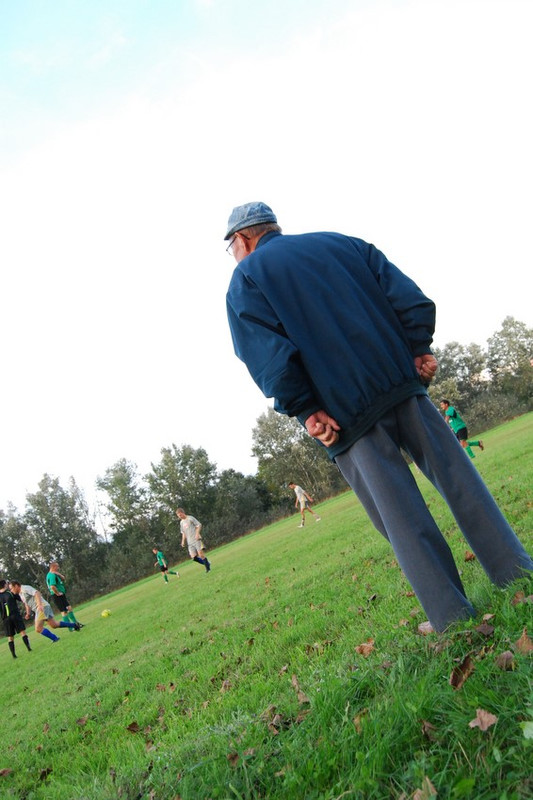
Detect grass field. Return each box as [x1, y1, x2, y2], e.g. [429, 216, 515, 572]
[2, 414, 532, 800]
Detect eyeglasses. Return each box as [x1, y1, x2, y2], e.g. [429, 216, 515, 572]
[226, 232, 249, 255]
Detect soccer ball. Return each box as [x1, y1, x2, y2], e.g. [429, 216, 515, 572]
[101, 609, 111, 618]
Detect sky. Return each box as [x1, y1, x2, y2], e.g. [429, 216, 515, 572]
[1, 0, 532, 515]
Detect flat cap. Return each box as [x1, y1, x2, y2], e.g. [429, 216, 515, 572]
[224, 201, 277, 240]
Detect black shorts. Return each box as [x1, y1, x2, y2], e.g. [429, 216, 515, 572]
[53, 594, 70, 613]
[3, 616, 26, 637]
[158, 565, 168, 573]
[455, 427, 468, 442]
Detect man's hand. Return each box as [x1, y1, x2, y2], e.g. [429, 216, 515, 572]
[305, 410, 341, 447]
[414, 354, 438, 384]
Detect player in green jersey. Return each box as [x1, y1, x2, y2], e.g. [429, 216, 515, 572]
[440, 400, 484, 458]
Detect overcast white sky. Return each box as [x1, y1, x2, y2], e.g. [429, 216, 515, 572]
[1, 0, 532, 514]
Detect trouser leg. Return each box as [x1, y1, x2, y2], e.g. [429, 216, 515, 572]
[336, 409, 475, 632]
[400, 397, 533, 586]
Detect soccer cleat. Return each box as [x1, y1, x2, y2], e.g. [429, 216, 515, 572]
[205, 560, 211, 573]
[74, 622, 82, 631]
[478, 441, 484, 451]
[315, 517, 321, 522]
[297, 523, 304, 528]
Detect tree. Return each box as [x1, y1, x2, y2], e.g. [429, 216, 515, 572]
[252, 408, 346, 500]
[211, 469, 269, 544]
[23, 475, 105, 601]
[147, 444, 217, 521]
[96, 460, 158, 585]
[486, 317, 533, 404]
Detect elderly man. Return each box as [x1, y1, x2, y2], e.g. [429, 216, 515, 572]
[225, 201, 532, 633]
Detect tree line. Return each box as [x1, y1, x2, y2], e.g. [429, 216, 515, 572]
[1, 316, 531, 607]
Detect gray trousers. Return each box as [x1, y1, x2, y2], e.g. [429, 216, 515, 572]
[335, 396, 532, 631]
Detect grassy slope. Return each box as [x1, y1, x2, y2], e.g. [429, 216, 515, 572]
[2, 414, 532, 800]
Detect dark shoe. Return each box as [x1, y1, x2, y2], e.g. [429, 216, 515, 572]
[205, 560, 211, 573]
[478, 440, 484, 451]
[74, 622, 82, 631]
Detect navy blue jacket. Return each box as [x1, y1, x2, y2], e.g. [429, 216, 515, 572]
[226, 231, 436, 459]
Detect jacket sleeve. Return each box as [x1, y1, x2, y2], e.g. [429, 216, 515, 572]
[367, 244, 436, 356]
[226, 271, 320, 419]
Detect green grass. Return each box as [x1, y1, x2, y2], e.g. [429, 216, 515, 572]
[2, 414, 532, 799]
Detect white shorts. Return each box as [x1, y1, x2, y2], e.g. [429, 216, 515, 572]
[188, 538, 205, 557]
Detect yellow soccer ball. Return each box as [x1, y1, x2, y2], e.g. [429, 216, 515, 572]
[101, 609, 111, 618]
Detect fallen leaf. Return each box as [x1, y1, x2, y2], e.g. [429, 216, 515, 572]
[495, 650, 515, 671]
[0, 769, 14, 777]
[464, 551, 476, 561]
[398, 618, 409, 627]
[227, 751, 239, 767]
[474, 623, 494, 637]
[156, 683, 166, 691]
[278, 664, 288, 675]
[515, 628, 533, 654]
[220, 680, 232, 693]
[353, 708, 369, 733]
[412, 775, 437, 799]
[76, 716, 88, 727]
[449, 654, 475, 690]
[468, 708, 498, 731]
[355, 639, 375, 657]
[42, 723, 50, 733]
[126, 722, 140, 733]
[421, 720, 438, 741]
[482, 613, 495, 621]
[39, 768, 53, 781]
[405, 591, 416, 597]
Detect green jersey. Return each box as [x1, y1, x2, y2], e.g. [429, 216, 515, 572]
[445, 405, 466, 434]
[155, 551, 167, 568]
[46, 571, 66, 594]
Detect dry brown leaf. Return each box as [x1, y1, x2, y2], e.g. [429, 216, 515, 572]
[352, 708, 369, 733]
[398, 618, 409, 627]
[220, 680, 232, 693]
[42, 723, 50, 733]
[449, 654, 475, 690]
[0, 769, 14, 777]
[126, 721, 140, 733]
[278, 664, 288, 676]
[495, 650, 515, 671]
[355, 639, 375, 657]
[39, 768, 53, 781]
[511, 590, 526, 606]
[515, 628, 533, 654]
[468, 708, 498, 731]
[482, 613, 495, 621]
[412, 775, 438, 799]
[421, 720, 438, 741]
[474, 623, 494, 637]
[405, 591, 416, 597]
[76, 716, 88, 727]
[464, 551, 476, 561]
[227, 751, 239, 767]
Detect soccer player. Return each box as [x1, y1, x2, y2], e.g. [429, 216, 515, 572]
[9, 581, 81, 642]
[0, 579, 32, 659]
[288, 482, 321, 527]
[176, 508, 211, 573]
[440, 400, 484, 458]
[46, 561, 84, 628]
[152, 547, 180, 583]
